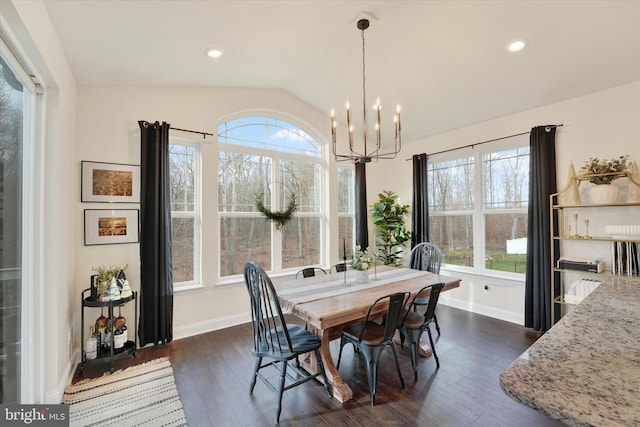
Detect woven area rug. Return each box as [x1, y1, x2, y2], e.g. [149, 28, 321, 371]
[63, 357, 187, 426]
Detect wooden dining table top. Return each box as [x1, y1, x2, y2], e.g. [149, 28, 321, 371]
[275, 266, 461, 331]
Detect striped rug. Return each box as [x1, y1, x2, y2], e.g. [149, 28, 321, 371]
[62, 357, 187, 426]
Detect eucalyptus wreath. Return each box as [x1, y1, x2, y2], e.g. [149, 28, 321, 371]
[254, 194, 297, 229]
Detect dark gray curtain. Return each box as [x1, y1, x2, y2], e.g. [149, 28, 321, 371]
[525, 126, 559, 332]
[411, 153, 429, 248]
[355, 161, 369, 249]
[138, 120, 174, 346]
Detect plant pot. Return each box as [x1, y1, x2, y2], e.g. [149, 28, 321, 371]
[355, 270, 369, 284]
[589, 184, 619, 205]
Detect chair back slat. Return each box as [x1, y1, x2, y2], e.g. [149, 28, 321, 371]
[422, 282, 444, 323]
[359, 292, 410, 342]
[403, 282, 445, 326]
[409, 242, 443, 274]
[244, 262, 293, 354]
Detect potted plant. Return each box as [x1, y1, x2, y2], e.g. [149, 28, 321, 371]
[92, 264, 127, 298]
[351, 246, 373, 283]
[581, 155, 630, 204]
[371, 190, 411, 266]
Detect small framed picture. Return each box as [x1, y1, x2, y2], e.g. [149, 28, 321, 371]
[81, 161, 140, 203]
[84, 209, 139, 245]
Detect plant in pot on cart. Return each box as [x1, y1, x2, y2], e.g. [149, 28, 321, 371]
[581, 155, 630, 204]
[351, 246, 373, 284]
[92, 264, 128, 300]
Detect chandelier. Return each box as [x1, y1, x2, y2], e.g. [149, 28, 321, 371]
[331, 18, 402, 163]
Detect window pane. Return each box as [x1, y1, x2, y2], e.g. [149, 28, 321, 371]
[220, 217, 271, 276]
[169, 144, 196, 211]
[280, 159, 320, 213]
[429, 157, 474, 211]
[281, 217, 321, 268]
[430, 214, 474, 267]
[485, 213, 528, 273]
[0, 54, 24, 404]
[337, 166, 354, 213]
[219, 152, 271, 212]
[218, 117, 321, 157]
[172, 217, 194, 282]
[483, 147, 530, 209]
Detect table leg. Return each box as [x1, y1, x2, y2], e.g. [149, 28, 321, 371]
[301, 327, 353, 403]
[394, 330, 433, 358]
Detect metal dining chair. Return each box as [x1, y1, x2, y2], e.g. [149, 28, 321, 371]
[408, 242, 443, 335]
[398, 282, 444, 381]
[295, 267, 327, 279]
[330, 262, 348, 274]
[336, 291, 410, 405]
[243, 262, 331, 423]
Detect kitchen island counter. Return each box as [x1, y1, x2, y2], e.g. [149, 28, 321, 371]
[500, 276, 640, 426]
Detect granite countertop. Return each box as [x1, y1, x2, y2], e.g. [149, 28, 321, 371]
[500, 277, 640, 427]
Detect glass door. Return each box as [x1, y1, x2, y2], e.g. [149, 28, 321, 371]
[0, 54, 24, 404]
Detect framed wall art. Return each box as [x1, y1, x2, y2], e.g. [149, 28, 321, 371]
[84, 209, 139, 245]
[81, 161, 140, 203]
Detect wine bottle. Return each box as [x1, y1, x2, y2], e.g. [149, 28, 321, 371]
[92, 323, 102, 356]
[86, 326, 97, 360]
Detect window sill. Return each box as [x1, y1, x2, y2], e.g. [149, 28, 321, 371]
[440, 265, 526, 284]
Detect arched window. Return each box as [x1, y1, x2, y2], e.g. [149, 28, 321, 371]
[217, 115, 324, 276]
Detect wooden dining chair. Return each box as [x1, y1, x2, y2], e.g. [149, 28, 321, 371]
[243, 262, 331, 423]
[295, 267, 327, 279]
[336, 291, 410, 405]
[398, 282, 445, 381]
[408, 242, 443, 335]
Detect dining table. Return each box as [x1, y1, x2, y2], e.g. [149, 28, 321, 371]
[275, 265, 461, 403]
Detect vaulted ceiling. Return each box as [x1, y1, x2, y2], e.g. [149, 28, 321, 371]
[43, 1, 640, 142]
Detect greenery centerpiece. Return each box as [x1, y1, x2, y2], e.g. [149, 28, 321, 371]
[255, 194, 297, 230]
[371, 190, 411, 266]
[351, 245, 373, 271]
[351, 245, 373, 284]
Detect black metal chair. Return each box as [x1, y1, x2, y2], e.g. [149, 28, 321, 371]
[398, 282, 444, 381]
[330, 262, 348, 274]
[295, 267, 327, 279]
[336, 291, 410, 405]
[243, 262, 331, 423]
[408, 242, 443, 335]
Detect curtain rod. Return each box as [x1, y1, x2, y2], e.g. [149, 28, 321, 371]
[406, 124, 563, 160]
[171, 127, 215, 139]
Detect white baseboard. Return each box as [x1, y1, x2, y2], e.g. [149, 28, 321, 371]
[439, 296, 523, 325]
[46, 349, 80, 404]
[173, 312, 251, 340]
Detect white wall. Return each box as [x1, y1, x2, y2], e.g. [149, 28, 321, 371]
[73, 86, 335, 341]
[367, 80, 640, 324]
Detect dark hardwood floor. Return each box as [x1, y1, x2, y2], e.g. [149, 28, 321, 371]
[73, 305, 563, 426]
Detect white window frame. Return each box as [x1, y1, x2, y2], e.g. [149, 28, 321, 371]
[217, 114, 326, 281]
[1, 29, 43, 403]
[169, 137, 201, 290]
[429, 137, 529, 280]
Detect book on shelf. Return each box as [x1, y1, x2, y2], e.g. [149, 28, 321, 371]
[611, 241, 640, 276]
[557, 258, 604, 273]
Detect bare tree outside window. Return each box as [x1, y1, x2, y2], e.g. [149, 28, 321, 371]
[428, 144, 529, 274]
[218, 116, 333, 277]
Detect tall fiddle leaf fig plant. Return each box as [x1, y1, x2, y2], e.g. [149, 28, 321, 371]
[371, 190, 411, 266]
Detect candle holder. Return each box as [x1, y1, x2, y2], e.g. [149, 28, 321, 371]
[584, 219, 592, 239]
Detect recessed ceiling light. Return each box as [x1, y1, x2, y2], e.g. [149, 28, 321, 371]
[206, 48, 224, 59]
[507, 38, 527, 53]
